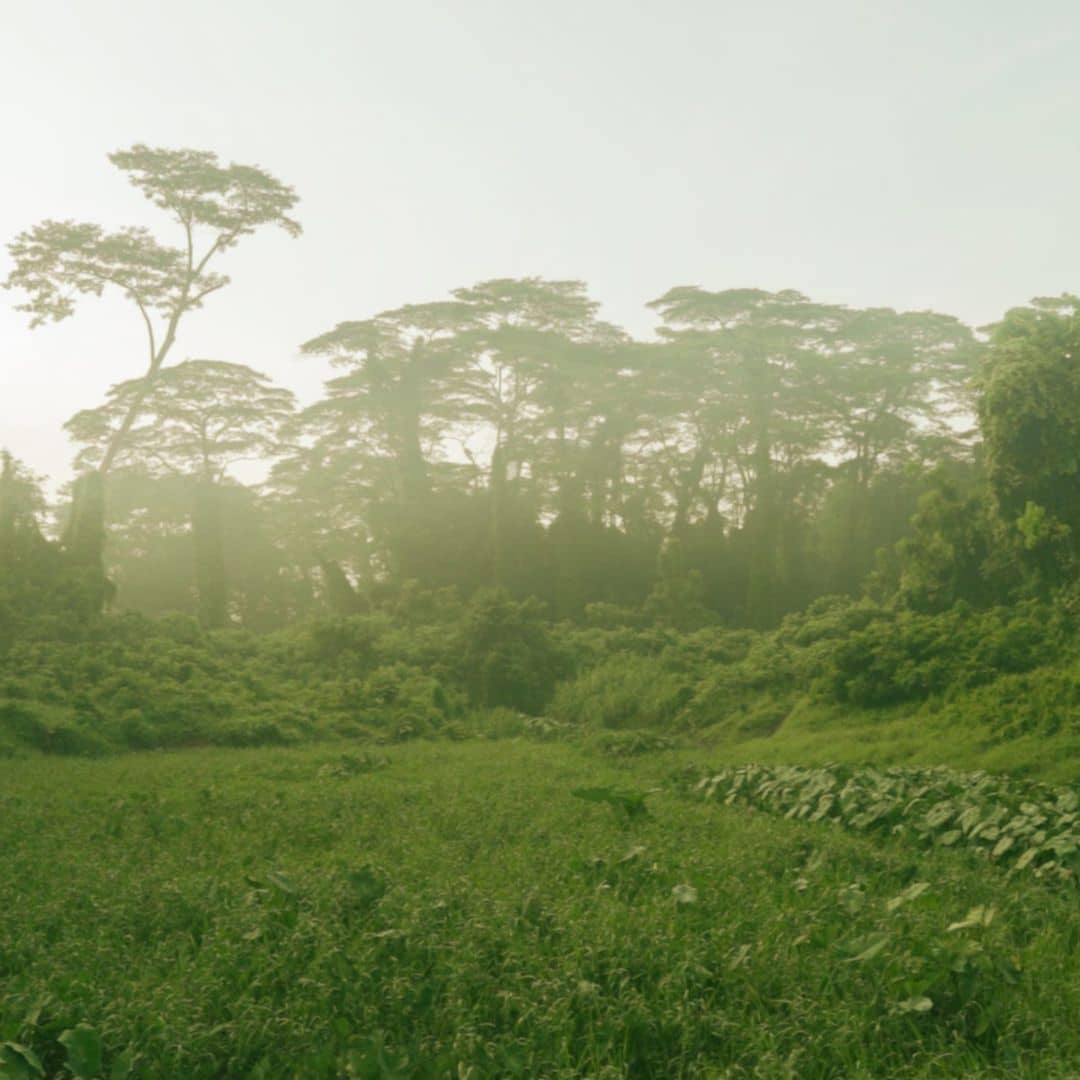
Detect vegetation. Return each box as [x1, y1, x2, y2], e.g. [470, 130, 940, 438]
[1, 743, 1077, 1078]
[686, 762, 1079, 884]
[3, 145, 1080, 1076]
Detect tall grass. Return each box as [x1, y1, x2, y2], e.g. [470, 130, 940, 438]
[1, 742, 1077, 1077]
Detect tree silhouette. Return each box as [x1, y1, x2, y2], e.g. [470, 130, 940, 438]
[66, 361, 296, 628]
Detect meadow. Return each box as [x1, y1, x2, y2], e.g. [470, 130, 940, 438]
[7, 63, 1080, 1080]
[2, 740, 1078, 1078]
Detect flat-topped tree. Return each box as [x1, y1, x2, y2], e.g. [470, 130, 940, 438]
[648, 287, 847, 625]
[66, 360, 297, 482]
[300, 302, 479, 509]
[297, 301, 480, 584]
[451, 278, 628, 588]
[823, 306, 979, 590]
[5, 145, 300, 477]
[65, 360, 297, 628]
[4, 145, 299, 613]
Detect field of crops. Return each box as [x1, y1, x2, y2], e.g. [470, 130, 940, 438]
[1, 741, 1078, 1078]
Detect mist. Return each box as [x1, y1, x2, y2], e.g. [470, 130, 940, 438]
[2, 3, 1079, 1077]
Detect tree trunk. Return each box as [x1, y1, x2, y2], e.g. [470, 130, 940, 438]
[489, 443, 508, 589]
[193, 478, 227, 630]
[745, 383, 778, 628]
[672, 446, 709, 538]
[318, 555, 365, 615]
[551, 473, 588, 618]
[63, 470, 110, 616]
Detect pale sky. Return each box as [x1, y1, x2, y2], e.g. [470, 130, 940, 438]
[2, 0, 1079, 486]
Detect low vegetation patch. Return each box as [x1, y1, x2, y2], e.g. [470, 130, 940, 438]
[1, 742, 1078, 1077]
[684, 762, 1080, 886]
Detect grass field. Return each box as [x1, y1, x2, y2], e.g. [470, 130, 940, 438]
[1, 740, 1078, 1078]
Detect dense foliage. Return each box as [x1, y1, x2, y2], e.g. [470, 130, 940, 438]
[4, 581, 1079, 792]
[687, 762, 1078, 886]
[1, 743, 1077, 1078]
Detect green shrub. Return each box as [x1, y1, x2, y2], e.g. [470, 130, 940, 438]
[0, 699, 110, 756]
[551, 654, 694, 730]
[458, 590, 564, 714]
[817, 602, 1066, 708]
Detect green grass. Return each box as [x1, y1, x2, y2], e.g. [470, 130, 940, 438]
[2, 741, 1078, 1077]
[695, 695, 1080, 786]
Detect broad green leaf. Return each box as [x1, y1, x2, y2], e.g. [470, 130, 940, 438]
[0, 1043, 45, 1079]
[59, 1025, 103, 1080]
[110, 1049, 135, 1080]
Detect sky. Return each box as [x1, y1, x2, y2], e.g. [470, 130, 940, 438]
[2, 0, 1079, 486]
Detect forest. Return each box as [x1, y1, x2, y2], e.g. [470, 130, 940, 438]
[3, 147, 1080, 747]
[2, 146, 1079, 1078]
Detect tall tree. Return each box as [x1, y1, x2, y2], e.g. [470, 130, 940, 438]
[451, 278, 627, 589]
[824, 306, 978, 590]
[0, 454, 79, 636]
[296, 301, 479, 582]
[648, 288, 845, 625]
[4, 146, 300, 611]
[6, 146, 300, 475]
[979, 295, 1080, 585]
[66, 360, 297, 628]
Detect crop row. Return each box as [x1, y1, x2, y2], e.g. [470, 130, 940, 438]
[685, 763, 1079, 886]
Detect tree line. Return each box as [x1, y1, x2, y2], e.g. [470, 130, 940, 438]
[3, 146, 1078, 637]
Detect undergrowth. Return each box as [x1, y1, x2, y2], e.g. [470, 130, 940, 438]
[1, 742, 1077, 1077]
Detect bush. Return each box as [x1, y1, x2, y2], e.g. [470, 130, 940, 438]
[551, 654, 694, 730]
[458, 591, 564, 715]
[816, 602, 1067, 708]
[0, 699, 110, 756]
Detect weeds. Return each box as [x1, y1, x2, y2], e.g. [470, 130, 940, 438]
[0, 742, 1076, 1077]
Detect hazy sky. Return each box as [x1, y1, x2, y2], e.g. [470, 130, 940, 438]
[3, 0, 1078, 485]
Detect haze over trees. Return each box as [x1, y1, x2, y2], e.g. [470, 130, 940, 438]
[2, 145, 1076, 635]
[3, 143, 1080, 1080]
[4, 146, 300, 622]
[1, 144, 1078, 686]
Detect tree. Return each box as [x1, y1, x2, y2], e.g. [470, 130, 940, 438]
[86, 469, 315, 628]
[979, 296, 1080, 586]
[294, 280, 632, 601]
[296, 301, 480, 582]
[451, 278, 629, 592]
[823, 307, 978, 591]
[6, 146, 300, 474]
[648, 288, 845, 625]
[0, 452, 45, 565]
[458, 589, 563, 714]
[65, 361, 297, 628]
[0, 452, 94, 636]
[4, 146, 300, 614]
[891, 467, 1001, 612]
[66, 360, 296, 480]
